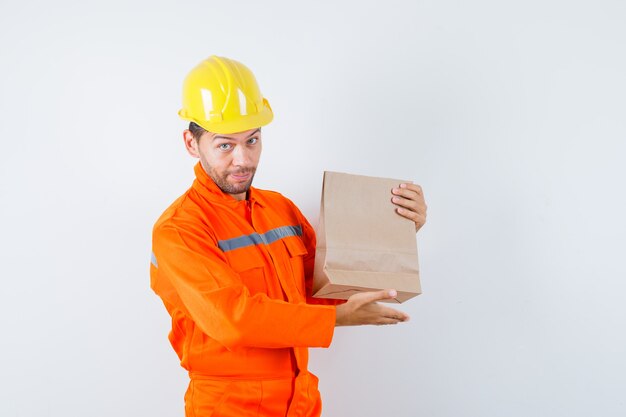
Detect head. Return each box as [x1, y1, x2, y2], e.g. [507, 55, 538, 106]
[184, 122, 262, 201]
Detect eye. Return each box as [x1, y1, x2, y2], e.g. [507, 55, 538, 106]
[218, 143, 232, 151]
[247, 137, 258, 145]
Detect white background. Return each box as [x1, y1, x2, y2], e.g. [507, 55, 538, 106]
[1, 1, 625, 416]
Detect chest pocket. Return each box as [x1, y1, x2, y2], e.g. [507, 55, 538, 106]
[281, 237, 308, 298]
[227, 249, 268, 296]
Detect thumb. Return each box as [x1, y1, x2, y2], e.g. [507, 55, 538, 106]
[351, 289, 398, 305]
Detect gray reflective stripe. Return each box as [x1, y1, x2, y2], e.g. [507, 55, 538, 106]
[218, 225, 302, 252]
[151, 251, 158, 268]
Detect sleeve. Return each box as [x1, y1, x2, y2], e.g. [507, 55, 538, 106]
[296, 209, 346, 306]
[151, 220, 336, 350]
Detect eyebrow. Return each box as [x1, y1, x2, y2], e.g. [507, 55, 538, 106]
[213, 128, 261, 141]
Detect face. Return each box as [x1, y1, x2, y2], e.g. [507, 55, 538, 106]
[184, 127, 262, 200]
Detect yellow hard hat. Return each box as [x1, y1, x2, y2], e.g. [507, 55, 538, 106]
[178, 55, 273, 134]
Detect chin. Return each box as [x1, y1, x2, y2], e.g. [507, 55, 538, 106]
[226, 180, 253, 195]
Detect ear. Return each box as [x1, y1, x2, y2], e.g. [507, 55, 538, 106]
[183, 130, 200, 158]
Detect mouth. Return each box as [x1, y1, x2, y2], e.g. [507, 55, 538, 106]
[229, 171, 253, 182]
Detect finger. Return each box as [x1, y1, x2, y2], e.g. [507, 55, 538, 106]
[396, 206, 420, 223]
[350, 289, 398, 305]
[374, 318, 401, 325]
[391, 188, 418, 203]
[392, 189, 426, 208]
[392, 183, 423, 197]
[374, 314, 410, 325]
[380, 306, 410, 322]
[396, 205, 426, 219]
[392, 195, 422, 212]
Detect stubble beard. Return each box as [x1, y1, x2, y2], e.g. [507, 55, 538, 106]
[208, 165, 256, 196]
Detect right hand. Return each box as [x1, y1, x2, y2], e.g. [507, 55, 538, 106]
[335, 289, 410, 326]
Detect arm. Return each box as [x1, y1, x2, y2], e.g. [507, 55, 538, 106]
[151, 222, 336, 350]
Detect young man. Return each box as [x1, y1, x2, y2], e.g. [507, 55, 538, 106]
[150, 56, 427, 416]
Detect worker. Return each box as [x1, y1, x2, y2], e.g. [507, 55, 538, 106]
[150, 55, 427, 416]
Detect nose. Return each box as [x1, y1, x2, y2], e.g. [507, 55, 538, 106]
[231, 145, 251, 167]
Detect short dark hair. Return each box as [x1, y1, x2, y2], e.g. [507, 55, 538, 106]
[189, 122, 207, 141]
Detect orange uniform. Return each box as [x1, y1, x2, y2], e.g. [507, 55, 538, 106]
[150, 162, 339, 416]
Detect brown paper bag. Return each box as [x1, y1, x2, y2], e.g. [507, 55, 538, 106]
[312, 171, 421, 303]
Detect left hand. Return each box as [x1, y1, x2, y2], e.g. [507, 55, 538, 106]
[391, 183, 427, 232]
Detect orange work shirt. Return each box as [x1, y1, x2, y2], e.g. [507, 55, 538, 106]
[150, 163, 337, 379]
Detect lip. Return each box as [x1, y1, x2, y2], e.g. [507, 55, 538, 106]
[230, 172, 251, 181]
